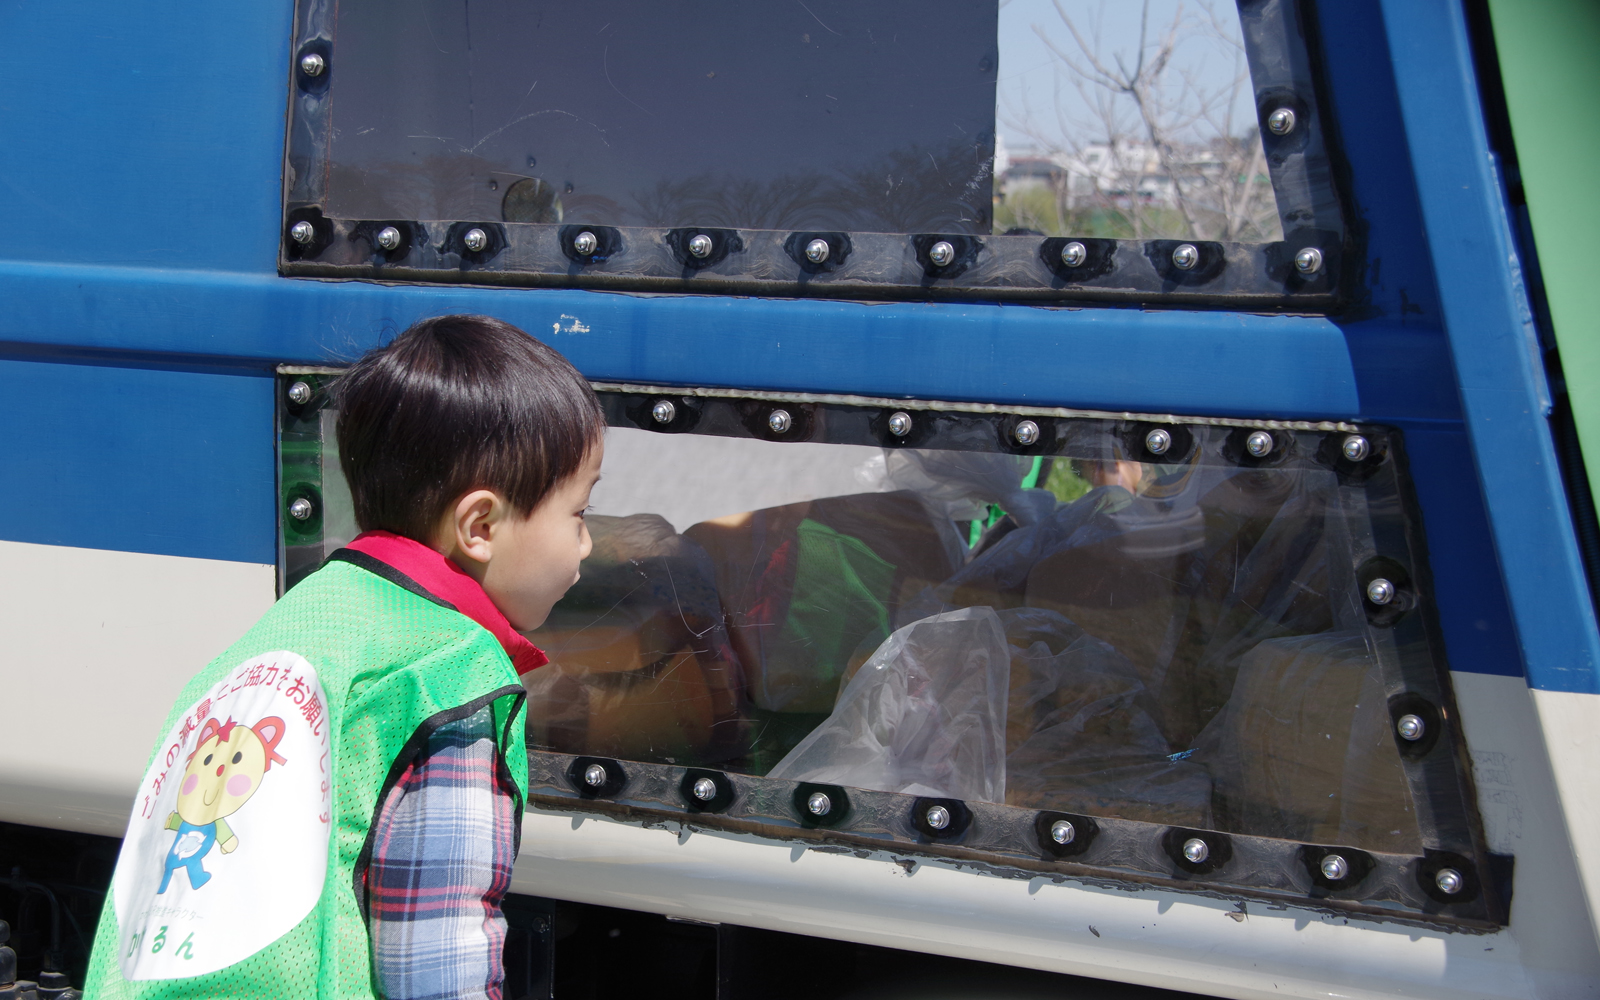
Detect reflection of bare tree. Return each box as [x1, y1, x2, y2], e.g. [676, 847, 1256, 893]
[999, 0, 1280, 242]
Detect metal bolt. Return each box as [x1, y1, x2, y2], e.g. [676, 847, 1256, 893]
[928, 240, 956, 267]
[1246, 430, 1274, 458]
[688, 233, 714, 258]
[1060, 241, 1087, 268]
[691, 776, 718, 801]
[300, 52, 326, 77]
[288, 497, 314, 521]
[572, 230, 599, 256]
[289, 220, 316, 244]
[1267, 107, 1296, 136]
[376, 226, 402, 251]
[1396, 713, 1426, 742]
[1182, 837, 1210, 864]
[1435, 868, 1464, 895]
[768, 409, 792, 434]
[1171, 243, 1200, 270]
[1342, 434, 1371, 462]
[583, 763, 608, 788]
[287, 381, 313, 405]
[1013, 419, 1041, 447]
[887, 411, 913, 438]
[651, 400, 676, 425]
[1295, 247, 1324, 275]
[463, 228, 489, 253]
[807, 791, 832, 817]
[1050, 819, 1076, 846]
[1145, 427, 1173, 455]
[924, 804, 951, 831]
[805, 238, 830, 264]
[1320, 854, 1349, 881]
[1366, 577, 1396, 606]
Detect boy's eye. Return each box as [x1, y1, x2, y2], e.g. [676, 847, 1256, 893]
[232, 752, 243, 764]
[203, 754, 213, 765]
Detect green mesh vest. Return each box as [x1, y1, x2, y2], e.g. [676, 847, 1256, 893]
[84, 556, 529, 999]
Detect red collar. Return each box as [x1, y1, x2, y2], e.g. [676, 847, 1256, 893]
[342, 531, 549, 675]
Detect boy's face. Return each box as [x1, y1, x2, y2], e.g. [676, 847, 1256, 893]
[482, 443, 603, 631]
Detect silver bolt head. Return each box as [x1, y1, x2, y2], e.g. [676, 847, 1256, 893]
[289, 220, 316, 244]
[463, 228, 489, 252]
[1366, 577, 1396, 606]
[287, 381, 313, 405]
[691, 776, 718, 801]
[924, 805, 951, 831]
[1246, 430, 1275, 458]
[376, 226, 402, 251]
[1320, 854, 1349, 881]
[1267, 107, 1296, 135]
[1145, 427, 1173, 455]
[1050, 819, 1076, 845]
[1013, 419, 1041, 446]
[805, 238, 830, 264]
[1060, 241, 1087, 268]
[300, 51, 326, 77]
[1172, 243, 1200, 270]
[928, 240, 956, 267]
[1182, 837, 1210, 864]
[1396, 713, 1426, 742]
[583, 763, 608, 788]
[768, 409, 792, 434]
[1295, 247, 1324, 275]
[1435, 868, 1464, 895]
[651, 400, 677, 424]
[572, 230, 599, 256]
[807, 791, 832, 816]
[688, 233, 714, 258]
[1342, 434, 1371, 462]
[887, 411, 913, 438]
[288, 497, 314, 521]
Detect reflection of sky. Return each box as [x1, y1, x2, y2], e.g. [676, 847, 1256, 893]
[996, 0, 1254, 152]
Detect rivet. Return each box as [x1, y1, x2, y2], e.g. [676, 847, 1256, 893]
[1342, 434, 1370, 462]
[1366, 577, 1396, 606]
[688, 233, 714, 258]
[288, 497, 314, 521]
[924, 804, 951, 831]
[583, 763, 608, 788]
[376, 226, 402, 251]
[1050, 819, 1075, 845]
[1013, 420, 1041, 446]
[572, 230, 599, 256]
[1145, 427, 1173, 455]
[1172, 243, 1200, 270]
[463, 228, 489, 253]
[1267, 107, 1296, 136]
[289, 220, 315, 244]
[768, 409, 792, 434]
[1182, 837, 1210, 864]
[807, 791, 832, 817]
[1060, 241, 1087, 268]
[1294, 247, 1323, 275]
[651, 400, 676, 425]
[1320, 854, 1349, 881]
[287, 381, 313, 405]
[887, 411, 913, 437]
[300, 52, 326, 77]
[1435, 868, 1464, 895]
[691, 776, 718, 801]
[805, 238, 830, 264]
[1396, 713, 1426, 742]
[1246, 430, 1274, 458]
[928, 240, 956, 267]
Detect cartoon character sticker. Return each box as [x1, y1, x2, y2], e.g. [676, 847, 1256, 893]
[114, 652, 331, 981]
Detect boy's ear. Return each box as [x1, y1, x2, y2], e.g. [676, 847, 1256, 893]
[440, 489, 508, 567]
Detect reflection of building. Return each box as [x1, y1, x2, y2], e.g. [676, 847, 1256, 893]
[1000, 139, 1260, 210]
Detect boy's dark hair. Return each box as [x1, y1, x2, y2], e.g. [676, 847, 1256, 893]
[336, 315, 604, 540]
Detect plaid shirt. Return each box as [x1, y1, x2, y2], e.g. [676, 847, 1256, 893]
[367, 706, 518, 1000]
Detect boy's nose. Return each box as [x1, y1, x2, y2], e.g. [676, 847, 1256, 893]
[215, 765, 225, 776]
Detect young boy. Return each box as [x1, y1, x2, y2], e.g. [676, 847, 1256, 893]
[84, 315, 605, 1000]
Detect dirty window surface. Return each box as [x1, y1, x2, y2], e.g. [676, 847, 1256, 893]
[528, 424, 1422, 856]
